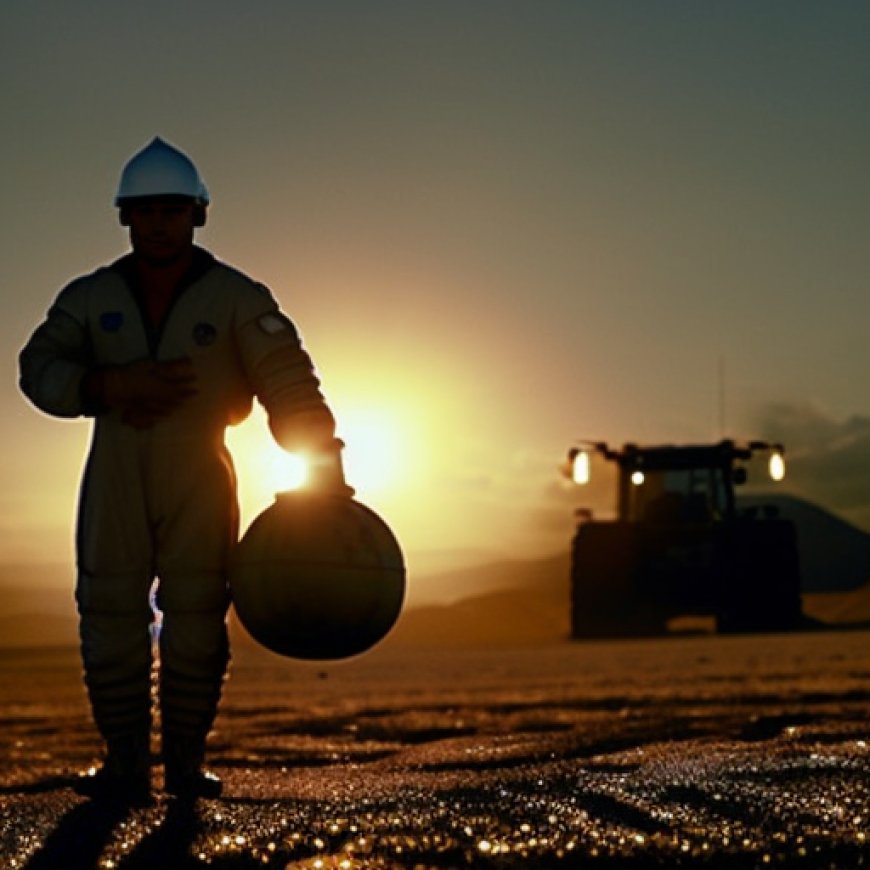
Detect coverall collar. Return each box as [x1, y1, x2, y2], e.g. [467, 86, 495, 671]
[111, 246, 217, 356]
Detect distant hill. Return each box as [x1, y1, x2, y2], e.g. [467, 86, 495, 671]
[406, 552, 569, 607]
[386, 553, 571, 648]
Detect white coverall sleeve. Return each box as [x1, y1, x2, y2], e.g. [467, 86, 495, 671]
[235, 284, 336, 450]
[19, 281, 94, 418]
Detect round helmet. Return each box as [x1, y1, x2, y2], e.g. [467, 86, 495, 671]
[229, 492, 406, 660]
[115, 136, 209, 206]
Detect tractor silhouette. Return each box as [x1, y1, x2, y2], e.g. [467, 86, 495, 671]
[564, 440, 803, 637]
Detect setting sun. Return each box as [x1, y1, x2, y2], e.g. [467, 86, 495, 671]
[225, 402, 412, 529]
[266, 448, 308, 491]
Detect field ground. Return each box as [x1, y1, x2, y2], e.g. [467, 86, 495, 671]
[1, 629, 868, 868]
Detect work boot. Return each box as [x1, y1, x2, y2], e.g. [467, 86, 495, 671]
[74, 735, 152, 807]
[163, 733, 222, 800]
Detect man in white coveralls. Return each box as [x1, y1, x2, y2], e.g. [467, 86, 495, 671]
[19, 137, 344, 804]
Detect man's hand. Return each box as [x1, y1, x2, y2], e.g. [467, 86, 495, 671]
[269, 411, 354, 496]
[95, 358, 198, 428]
[305, 438, 355, 497]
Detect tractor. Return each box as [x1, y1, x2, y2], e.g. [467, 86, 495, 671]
[563, 439, 803, 637]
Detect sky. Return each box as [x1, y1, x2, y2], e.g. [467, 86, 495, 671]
[2, 1, 869, 587]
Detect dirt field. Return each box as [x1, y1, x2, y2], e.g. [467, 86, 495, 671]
[1, 628, 868, 868]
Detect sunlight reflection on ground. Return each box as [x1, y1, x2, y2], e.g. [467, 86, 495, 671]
[1, 631, 868, 868]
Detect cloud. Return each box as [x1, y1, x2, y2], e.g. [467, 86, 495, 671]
[754, 401, 870, 526]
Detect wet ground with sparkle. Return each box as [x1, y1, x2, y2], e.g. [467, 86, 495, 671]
[1, 629, 868, 868]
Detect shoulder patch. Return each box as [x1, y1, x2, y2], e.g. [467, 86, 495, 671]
[258, 313, 293, 335]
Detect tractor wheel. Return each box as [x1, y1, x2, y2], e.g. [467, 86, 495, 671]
[570, 523, 669, 638]
[715, 519, 802, 634]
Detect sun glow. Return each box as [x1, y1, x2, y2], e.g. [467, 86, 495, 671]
[226, 403, 411, 529]
[224, 410, 309, 520]
[268, 448, 308, 490]
[336, 407, 402, 497]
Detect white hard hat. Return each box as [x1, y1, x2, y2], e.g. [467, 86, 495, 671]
[114, 137, 209, 206]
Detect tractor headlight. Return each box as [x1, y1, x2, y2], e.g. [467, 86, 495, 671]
[769, 449, 785, 482]
[572, 449, 591, 485]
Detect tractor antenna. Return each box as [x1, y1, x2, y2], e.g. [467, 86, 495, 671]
[717, 355, 727, 438]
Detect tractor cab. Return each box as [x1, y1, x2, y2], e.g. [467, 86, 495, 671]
[568, 440, 786, 524]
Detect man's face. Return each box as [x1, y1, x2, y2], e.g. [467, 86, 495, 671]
[124, 197, 200, 266]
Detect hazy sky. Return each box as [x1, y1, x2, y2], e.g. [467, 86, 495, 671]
[2, 2, 869, 577]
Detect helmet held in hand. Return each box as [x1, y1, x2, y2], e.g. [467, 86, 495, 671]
[229, 491, 405, 660]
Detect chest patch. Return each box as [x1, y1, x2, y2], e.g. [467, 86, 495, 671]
[99, 311, 124, 332]
[192, 322, 218, 346]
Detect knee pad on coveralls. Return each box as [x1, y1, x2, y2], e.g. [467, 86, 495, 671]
[159, 609, 229, 740]
[77, 608, 154, 742]
[155, 571, 231, 742]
